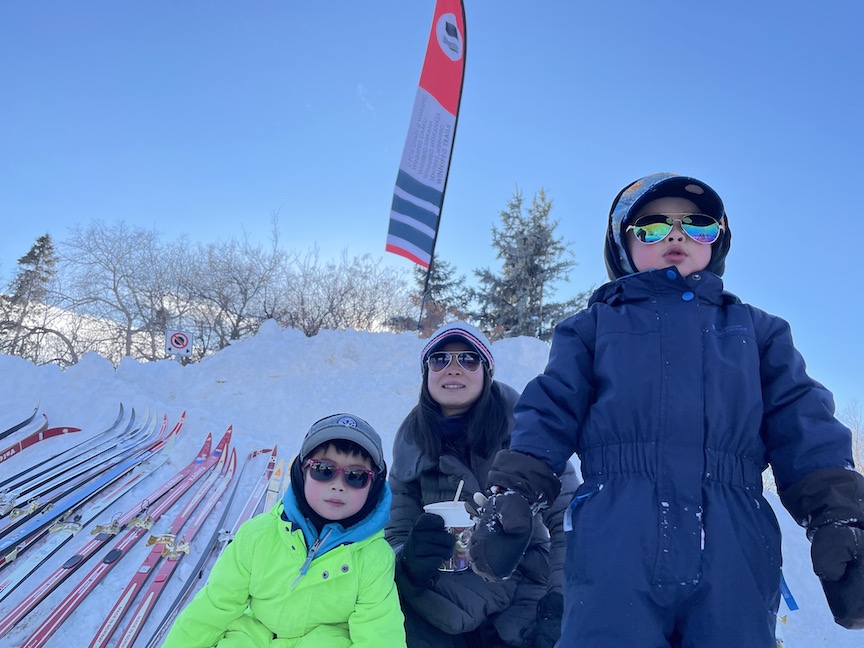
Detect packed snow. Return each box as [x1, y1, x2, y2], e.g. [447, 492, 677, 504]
[0, 322, 859, 646]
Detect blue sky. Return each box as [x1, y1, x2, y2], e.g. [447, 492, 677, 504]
[1, 1, 862, 407]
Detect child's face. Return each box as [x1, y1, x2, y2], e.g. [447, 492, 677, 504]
[303, 446, 373, 522]
[426, 341, 485, 417]
[626, 197, 713, 277]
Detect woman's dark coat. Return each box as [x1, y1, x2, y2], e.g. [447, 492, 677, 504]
[386, 382, 579, 646]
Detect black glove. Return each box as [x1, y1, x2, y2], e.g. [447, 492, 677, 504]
[521, 592, 563, 648]
[780, 468, 864, 629]
[401, 512, 455, 587]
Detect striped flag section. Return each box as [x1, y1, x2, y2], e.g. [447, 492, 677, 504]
[386, 0, 466, 268]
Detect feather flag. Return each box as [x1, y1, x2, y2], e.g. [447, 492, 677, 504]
[386, 0, 467, 269]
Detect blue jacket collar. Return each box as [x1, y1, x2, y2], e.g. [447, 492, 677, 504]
[590, 267, 738, 308]
[281, 482, 392, 556]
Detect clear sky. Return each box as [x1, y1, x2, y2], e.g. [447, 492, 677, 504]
[1, 1, 862, 406]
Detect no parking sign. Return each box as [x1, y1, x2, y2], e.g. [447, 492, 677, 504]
[165, 329, 193, 356]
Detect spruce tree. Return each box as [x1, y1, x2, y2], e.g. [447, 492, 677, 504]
[9, 234, 57, 304]
[472, 189, 587, 341]
[4, 234, 58, 356]
[413, 258, 471, 335]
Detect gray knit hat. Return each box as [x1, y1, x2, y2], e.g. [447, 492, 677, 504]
[300, 413, 384, 473]
[421, 321, 494, 376]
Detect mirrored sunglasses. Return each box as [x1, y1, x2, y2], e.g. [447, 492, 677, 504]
[426, 351, 484, 373]
[303, 458, 375, 489]
[627, 213, 723, 245]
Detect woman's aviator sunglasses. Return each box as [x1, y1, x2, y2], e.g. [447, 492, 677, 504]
[627, 213, 723, 245]
[303, 458, 376, 489]
[426, 351, 484, 373]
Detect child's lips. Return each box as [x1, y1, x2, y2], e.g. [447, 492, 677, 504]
[325, 498, 345, 506]
[664, 246, 687, 261]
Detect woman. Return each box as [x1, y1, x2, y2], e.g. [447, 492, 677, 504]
[386, 321, 579, 648]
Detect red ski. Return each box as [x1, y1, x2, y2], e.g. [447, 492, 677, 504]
[0, 414, 190, 638]
[11, 426, 232, 648]
[0, 416, 179, 604]
[87, 437, 235, 648]
[113, 447, 239, 648]
[144, 446, 277, 648]
[0, 423, 81, 465]
[0, 411, 165, 567]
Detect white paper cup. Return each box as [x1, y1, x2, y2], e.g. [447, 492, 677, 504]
[423, 501, 474, 572]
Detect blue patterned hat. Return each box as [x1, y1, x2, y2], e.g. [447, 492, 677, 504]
[604, 172, 732, 280]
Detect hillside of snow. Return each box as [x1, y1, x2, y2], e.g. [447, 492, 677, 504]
[0, 321, 859, 646]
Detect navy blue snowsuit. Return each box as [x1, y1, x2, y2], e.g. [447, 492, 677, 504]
[510, 267, 854, 647]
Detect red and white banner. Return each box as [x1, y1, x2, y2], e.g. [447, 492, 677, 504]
[386, 0, 466, 268]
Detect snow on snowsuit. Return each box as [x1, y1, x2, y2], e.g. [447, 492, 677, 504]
[510, 267, 854, 646]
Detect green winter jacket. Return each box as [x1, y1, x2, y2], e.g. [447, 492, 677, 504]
[163, 497, 406, 648]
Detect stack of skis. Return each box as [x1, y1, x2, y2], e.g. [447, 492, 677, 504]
[0, 404, 285, 647]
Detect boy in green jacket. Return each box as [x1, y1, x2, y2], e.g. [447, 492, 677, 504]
[164, 413, 407, 648]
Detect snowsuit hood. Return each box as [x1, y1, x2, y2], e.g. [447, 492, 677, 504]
[604, 172, 732, 280]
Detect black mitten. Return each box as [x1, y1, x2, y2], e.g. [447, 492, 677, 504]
[520, 591, 564, 648]
[468, 451, 561, 583]
[467, 489, 533, 582]
[401, 512, 455, 587]
[487, 449, 562, 507]
[780, 468, 864, 629]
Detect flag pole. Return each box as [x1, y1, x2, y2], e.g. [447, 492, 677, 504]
[417, 256, 436, 330]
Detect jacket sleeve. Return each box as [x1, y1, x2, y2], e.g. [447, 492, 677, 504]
[386, 472, 424, 554]
[347, 537, 408, 647]
[510, 313, 596, 476]
[752, 307, 854, 491]
[162, 518, 256, 648]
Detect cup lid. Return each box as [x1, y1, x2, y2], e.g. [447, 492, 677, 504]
[423, 501, 473, 527]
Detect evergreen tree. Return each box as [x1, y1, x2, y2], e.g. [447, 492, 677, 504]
[9, 234, 57, 304]
[3, 233, 58, 356]
[388, 258, 471, 334]
[413, 258, 471, 335]
[472, 189, 588, 341]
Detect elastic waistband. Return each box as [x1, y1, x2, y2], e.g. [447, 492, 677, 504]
[580, 443, 764, 489]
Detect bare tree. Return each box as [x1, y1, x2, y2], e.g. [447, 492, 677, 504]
[278, 249, 413, 336]
[184, 233, 290, 352]
[4, 218, 414, 365]
[59, 221, 167, 356]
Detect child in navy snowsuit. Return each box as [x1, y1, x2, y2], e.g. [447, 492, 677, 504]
[467, 173, 864, 647]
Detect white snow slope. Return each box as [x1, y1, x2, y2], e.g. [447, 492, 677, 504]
[0, 321, 859, 646]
